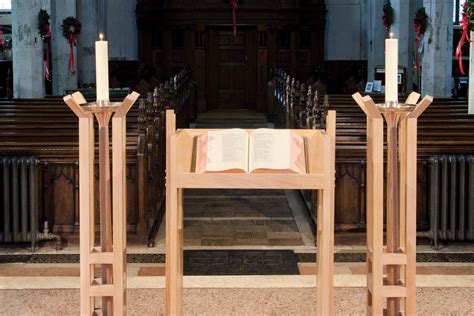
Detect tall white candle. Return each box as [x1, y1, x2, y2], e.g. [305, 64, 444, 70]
[95, 33, 109, 103]
[385, 33, 398, 103]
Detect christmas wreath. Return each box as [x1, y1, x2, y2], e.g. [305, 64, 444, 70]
[61, 16, 81, 74]
[382, 0, 394, 32]
[414, 7, 428, 69]
[38, 9, 50, 37]
[38, 10, 52, 80]
[456, 1, 474, 75]
[0, 37, 12, 50]
[61, 16, 81, 40]
[414, 7, 428, 37]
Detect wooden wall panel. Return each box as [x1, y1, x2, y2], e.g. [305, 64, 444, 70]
[137, 2, 326, 112]
[42, 162, 139, 234]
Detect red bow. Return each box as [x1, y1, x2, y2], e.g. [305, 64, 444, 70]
[0, 29, 6, 47]
[414, 23, 422, 69]
[455, 1, 471, 75]
[231, 0, 238, 37]
[44, 24, 52, 80]
[68, 34, 78, 74]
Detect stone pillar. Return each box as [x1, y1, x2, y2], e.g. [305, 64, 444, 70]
[421, 0, 453, 98]
[51, 0, 78, 95]
[106, 0, 138, 60]
[367, 0, 385, 82]
[11, 0, 45, 98]
[391, 0, 416, 94]
[77, 0, 98, 85]
[98, 0, 107, 34]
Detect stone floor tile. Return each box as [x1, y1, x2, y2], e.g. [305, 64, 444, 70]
[267, 231, 302, 240]
[184, 239, 202, 246]
[0, 267, 44, 277]
[266, 220, 299, 232]
[269, 238, 303, 246]
[201, 239, 235, 246]
[233, 239, 271, 246]
[40, 267, 80, 277]
[184, 230, 202, 239]
[137, 266, 166, 276]
[234, 231, 268, 239]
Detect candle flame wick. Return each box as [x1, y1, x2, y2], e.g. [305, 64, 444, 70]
[389, 32, 394, 39]
[99, 33, 104, 41]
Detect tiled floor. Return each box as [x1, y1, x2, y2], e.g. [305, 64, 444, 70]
[153, 189, 312, 248]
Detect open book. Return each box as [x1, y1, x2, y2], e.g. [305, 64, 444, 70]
[195, 129, 306, 174]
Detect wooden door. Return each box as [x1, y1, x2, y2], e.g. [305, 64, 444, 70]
[217, 31, 247, 108]
[207, 29, 256, 110]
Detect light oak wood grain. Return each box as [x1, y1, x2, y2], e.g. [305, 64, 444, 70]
[354, 94, 432, 316]
[65, 93, 138, 316]
[165, 109, 336, 315]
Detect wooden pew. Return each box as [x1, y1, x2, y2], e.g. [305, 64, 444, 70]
[0, 66, 196, 244]
[270, 68, 474, 232]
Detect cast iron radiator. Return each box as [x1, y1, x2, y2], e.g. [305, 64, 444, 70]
[0, 157, 39, 250]
[430, 155, 474, 249]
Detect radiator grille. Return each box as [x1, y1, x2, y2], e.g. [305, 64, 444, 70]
[430, 155, 474, 249]
[0, 157, 39, 249]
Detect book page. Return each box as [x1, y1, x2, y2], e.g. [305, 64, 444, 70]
[203, 129, 249, 172]
[249, 129, 306, 174]
[249, 129, 291, 172]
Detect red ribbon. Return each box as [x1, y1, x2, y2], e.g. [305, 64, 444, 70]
[0, 29, 6, 47]
[231, 0, 238, 37]
[414, 23, 422, 69]
[455, 2, 471, 75]
[68, 34, 78, 74]
[44, 24, 52, 80]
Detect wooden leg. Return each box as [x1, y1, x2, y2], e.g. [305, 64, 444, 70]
[112, 117, 127, 316]
[79, 116, 94, 315]
[178, 188, 184, 307]
[405, 119, 418, 315]
[399, 118, 407, 314]
[316, 188, 334, 315]
[386, 124, 400, 316]
[166, 186, 183, 316]
[369, 116, 384, 315]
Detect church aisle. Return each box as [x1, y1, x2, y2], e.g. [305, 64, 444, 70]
[158, 109, 314, 250]
[153, 189, 314, 249]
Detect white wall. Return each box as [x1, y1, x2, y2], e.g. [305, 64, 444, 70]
[325, 0, 367, 60]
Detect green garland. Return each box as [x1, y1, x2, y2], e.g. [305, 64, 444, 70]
[382, 0, 394, 31]
[38, 9, 50, 37]
[61, 16, 81, 40]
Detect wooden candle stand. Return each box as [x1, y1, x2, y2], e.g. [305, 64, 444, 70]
[64, 91, 139, 315]
[165, 109, 337, 315]
[352, 92, 432, 315]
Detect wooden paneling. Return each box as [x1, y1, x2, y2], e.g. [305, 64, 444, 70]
[137, 1, 326, 112]
[43, 162, 139, 234]
[335, 162, 365, 230]
[216, 32, 247, 108]
[195, 48, 206, 112]
[257, 48, 268, 112]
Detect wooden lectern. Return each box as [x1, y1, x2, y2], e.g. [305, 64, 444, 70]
[165, 109, 337, 315]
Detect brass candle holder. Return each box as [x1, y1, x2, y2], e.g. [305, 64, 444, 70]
[64, 91, 139, 315]
[353, 92, 432, 316]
